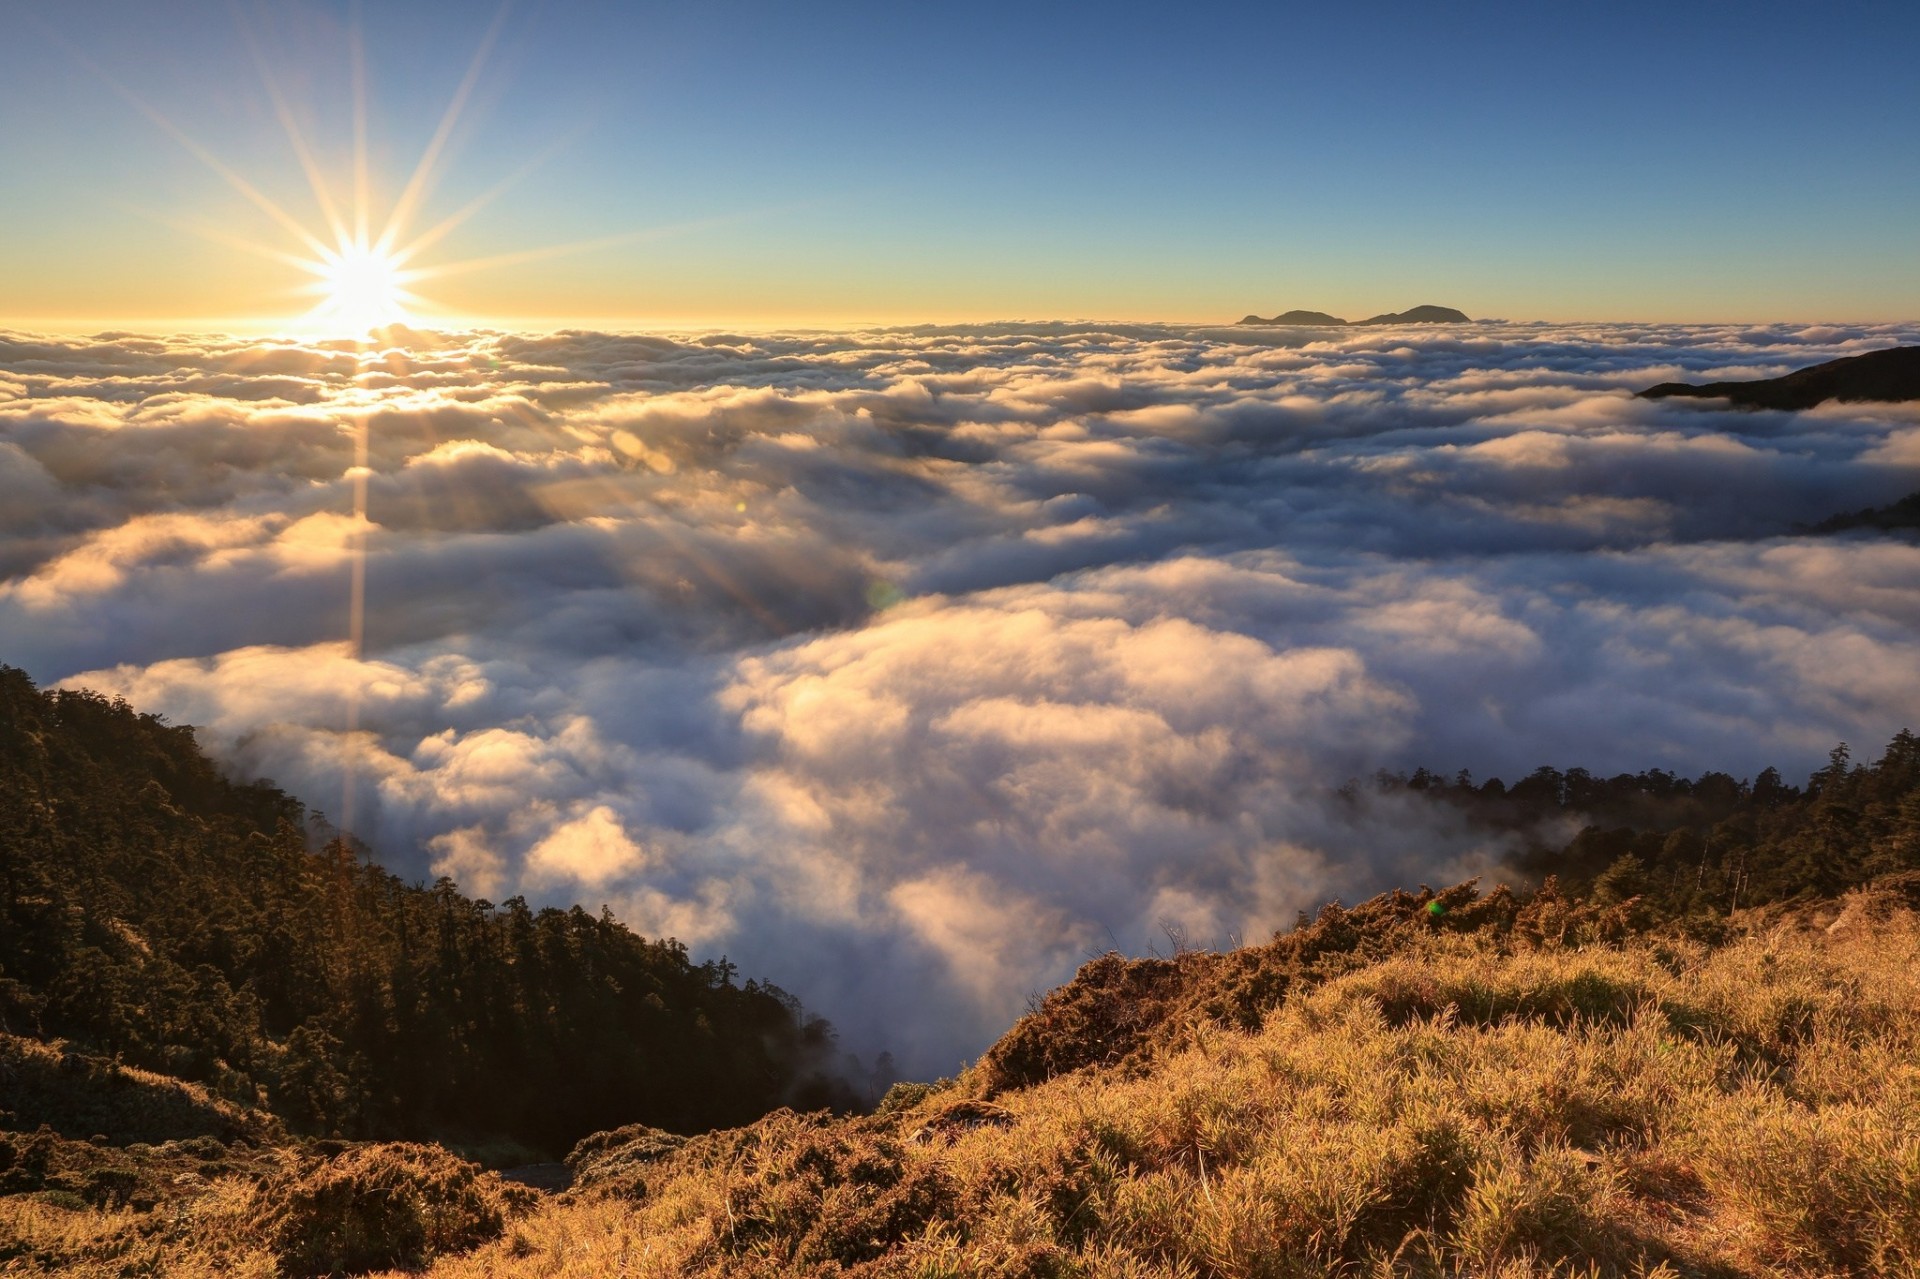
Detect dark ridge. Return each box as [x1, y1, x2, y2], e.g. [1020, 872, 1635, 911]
[1638, 345, 1920, 411]
[1237, 309, 1349, 327]
[1353, 304, 1472, 325]
[1237, 304, 1469, 327]
[1810, 489, 1920, 535]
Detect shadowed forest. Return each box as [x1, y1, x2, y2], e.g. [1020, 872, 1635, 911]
[0, 666, 856, 1159]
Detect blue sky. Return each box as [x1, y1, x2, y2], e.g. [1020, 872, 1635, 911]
[4, 0, 1917, 325]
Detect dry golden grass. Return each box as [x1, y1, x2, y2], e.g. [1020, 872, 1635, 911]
[0, 1172, 280, 1277]
[0, 1144, 531, 1277]
[1, 1032, 279, 1147]
[8, 900, 1919, 1277]
[411, 909, 1920, 1279]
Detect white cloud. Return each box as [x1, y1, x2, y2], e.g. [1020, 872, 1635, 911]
[525, 805, 650, 887]
[6, 318, 1920, 1073]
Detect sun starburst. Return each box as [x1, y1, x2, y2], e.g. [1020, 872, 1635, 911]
[76, 3, 531, 338]
[57, 2, 728, 339]
[306, 239, 420, 332]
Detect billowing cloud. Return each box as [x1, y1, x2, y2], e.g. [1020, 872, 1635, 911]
[525, 805, 651, 887]
[5, 319, 1919, 1073]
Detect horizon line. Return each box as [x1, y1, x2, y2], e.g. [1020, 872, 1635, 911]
[4, 312, 1918, 340]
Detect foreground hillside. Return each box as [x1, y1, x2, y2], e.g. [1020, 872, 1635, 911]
[487, 890, 1920, 1279]
[6, 666, 1920, 1276]
[9, 880, 1918, 1277]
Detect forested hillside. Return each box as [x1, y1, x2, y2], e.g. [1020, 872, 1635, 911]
[0, 666, 851, 1153]
[1375, 732, 1920, 918]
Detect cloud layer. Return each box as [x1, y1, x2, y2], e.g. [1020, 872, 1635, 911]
[5, 319, 1919, 1072]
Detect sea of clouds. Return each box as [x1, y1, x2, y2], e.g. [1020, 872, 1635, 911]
[4, 318, 1918, 1073]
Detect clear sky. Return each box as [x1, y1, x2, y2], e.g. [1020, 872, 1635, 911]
[4, 0, 1917, 328]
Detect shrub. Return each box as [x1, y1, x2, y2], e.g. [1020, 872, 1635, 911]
[253, 1142, 531, 1276]
[676, 1110, 957, 1270]
[32, 1187, 89, 1212]
[873, 1079, 945, 1117]
[565, 1123, 688, 1199]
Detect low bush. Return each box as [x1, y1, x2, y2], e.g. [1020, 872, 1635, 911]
[564, 1124, 687, 1199]
[253, 1142, 532, 1276]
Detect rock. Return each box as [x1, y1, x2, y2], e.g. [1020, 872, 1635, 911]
[496, 1161, 572, 1192]
[908, 1099, 1016, 1145]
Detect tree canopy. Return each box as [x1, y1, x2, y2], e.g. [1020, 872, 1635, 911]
[0, 666, 852, 1153]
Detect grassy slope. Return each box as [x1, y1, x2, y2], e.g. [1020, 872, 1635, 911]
[454, 889, 1920, 1279]
[15, 882, 1917, 1278]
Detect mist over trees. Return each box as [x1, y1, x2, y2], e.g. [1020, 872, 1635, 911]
[0, 666, 854, 1153]
[1371, 731, 1920, 919]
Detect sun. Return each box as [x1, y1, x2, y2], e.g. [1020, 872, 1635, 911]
[117, 6, 661, 338]
[307, 239, 418, 334]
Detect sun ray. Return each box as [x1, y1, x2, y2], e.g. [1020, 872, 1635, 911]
[376, 0, 514, 256]
[34, 18, 333, 261]
[150, 213, 326, 274]
[40, 3, 793, 338]
[391, 126, 584, 267]
[350, 1, 371, 249]
[407, 213, 755, 283]
[229, 0, 350, 246]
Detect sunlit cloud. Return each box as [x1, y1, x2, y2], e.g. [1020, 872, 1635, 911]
[4, 318, 1919, 1071]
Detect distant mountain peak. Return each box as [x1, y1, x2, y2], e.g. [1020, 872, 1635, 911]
[1241, 309, 1349, 327]
[1236, 304, 1469, 327]
[1355, 305, 1472, 326]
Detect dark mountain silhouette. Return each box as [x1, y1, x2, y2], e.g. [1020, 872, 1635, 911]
[1811, 490, 1920, 535]
[1237, 304, 1470, 327]
[1354, 305, 1471, 325]
[1639, 345, 1920, 410]
[1237, 309, 1348, 327]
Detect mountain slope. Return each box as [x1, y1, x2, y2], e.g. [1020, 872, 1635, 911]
[1235, 309, 1348, 326]
[232, 879, 1912, 1279]
[1811, 489, 1920, 534]
[1638, 345, 1920, 410]
[7, 670, 1920, 1277]
[1354, 304, 1472, 325]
